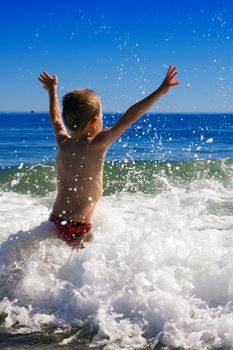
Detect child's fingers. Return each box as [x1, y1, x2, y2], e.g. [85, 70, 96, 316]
[38, 76, 46, 84]
[165, 66, 177, 80]
[43, 71, 52, 79]
[166, 65, 172, 77]
[167, 67, 177, 78]
[38, 74, 47, 82]
[37, 77, 48, 89]
[38, 72, 51, 81]
[40, 72, 49, 79]
[169, 72, 178, 81]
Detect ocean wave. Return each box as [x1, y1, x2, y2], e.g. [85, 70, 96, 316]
[1, 158, 233, 197]
[1, 173, 233, 348]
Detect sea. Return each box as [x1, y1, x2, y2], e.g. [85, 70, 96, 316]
[0, 112, 233, 350]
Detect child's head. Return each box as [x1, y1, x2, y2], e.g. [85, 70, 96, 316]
[62, 89, 102, 136]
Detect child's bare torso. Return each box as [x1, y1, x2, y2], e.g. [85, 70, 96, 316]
[52, 137, 106, 223]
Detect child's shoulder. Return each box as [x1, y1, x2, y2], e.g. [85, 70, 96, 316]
[57, 136, 80, 153]
[57, 136, 71, 147]
[57, 130, 110, 152]
[91, 128, 111, 146]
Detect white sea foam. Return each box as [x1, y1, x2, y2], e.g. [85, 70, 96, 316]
[0, 179, 233, 349]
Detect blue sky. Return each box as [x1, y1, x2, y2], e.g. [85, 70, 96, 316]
[0, 0, 233, 112]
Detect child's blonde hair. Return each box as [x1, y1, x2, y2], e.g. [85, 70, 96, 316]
[62, 89, 101, 131]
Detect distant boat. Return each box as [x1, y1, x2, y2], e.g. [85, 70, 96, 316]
[30, 110, 35, 113]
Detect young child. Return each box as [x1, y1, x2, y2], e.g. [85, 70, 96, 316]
[38, 66, 178, 247]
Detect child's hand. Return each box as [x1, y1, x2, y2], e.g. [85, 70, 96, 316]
[159, 65, 179, 94]
[38, 71, 58, 92]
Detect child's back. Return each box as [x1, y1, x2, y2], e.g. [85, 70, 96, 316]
[53, 137, 105, 223]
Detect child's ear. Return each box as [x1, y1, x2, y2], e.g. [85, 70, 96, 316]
[90, 117, 97, 130]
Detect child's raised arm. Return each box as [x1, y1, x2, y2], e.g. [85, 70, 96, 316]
[38, 72, 68, 144]
[102, 65, 179, 146]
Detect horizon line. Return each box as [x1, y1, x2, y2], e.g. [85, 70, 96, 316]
[1, 111, 233, 115]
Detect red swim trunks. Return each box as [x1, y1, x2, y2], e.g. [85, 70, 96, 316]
[50, 214, 92, 242]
